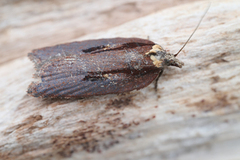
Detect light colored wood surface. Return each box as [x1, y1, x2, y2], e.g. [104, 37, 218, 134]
[0, 0, 197, 65]
[1, 0, 240, 159]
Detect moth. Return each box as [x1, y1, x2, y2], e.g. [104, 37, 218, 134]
[27, 6, 209, 99]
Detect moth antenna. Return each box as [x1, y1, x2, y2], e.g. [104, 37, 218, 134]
[174, 2, 211, 57]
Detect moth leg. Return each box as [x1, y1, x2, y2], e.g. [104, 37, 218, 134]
[154, 70, 164, 92]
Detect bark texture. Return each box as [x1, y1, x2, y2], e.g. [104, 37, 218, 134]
[0, 0, 240, 160]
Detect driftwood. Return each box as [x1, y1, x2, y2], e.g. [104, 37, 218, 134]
[0, 0, 240, 159]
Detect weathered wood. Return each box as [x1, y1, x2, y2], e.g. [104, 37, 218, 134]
[0, 0, 198, 65]
[0, 0, 240, 160]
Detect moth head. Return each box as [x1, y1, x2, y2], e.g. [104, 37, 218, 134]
[164, 52, 184, 68]
[146, 45, 184, 68]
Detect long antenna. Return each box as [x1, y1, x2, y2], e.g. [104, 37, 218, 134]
[174, 2, 211, 57]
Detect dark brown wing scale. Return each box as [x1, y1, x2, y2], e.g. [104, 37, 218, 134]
[28, 38, 162, 98]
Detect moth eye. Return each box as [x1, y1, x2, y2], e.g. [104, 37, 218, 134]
[148, 52, 157, 56]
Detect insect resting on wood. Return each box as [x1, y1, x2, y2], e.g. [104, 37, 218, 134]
[27, 5, 210, 99]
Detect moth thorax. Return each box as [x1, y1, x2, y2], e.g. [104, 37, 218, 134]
[145, 44, 184, 68]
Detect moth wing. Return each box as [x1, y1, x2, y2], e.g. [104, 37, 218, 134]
[27, 56, 159, 98]
[28, 38, 155, 69]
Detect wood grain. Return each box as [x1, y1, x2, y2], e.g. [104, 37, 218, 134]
[0, 0, 198, 65]
[0, 0, 240, 159]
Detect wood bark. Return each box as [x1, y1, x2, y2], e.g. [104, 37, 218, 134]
[0, 0, 240, 159]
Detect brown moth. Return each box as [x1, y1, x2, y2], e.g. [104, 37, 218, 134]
[27, 5, 209, 99]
